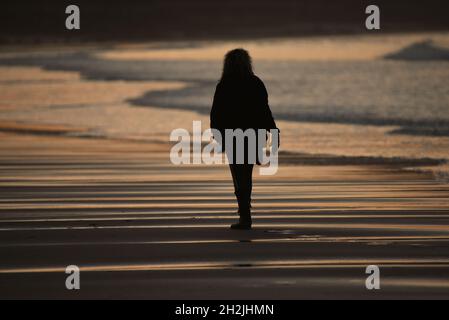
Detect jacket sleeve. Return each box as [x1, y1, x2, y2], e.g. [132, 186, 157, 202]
[259, 80, 279, 131]
[210, 83, 222, 130]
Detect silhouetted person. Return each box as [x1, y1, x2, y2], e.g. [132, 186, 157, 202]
[210, 48, 279, 230]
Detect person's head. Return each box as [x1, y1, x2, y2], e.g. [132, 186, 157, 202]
[221, 48, 254, 80]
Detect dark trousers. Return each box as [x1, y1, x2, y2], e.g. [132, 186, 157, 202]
[229, 164, 254, 213]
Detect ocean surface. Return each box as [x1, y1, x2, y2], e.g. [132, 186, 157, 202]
[1, 33, 449, 178]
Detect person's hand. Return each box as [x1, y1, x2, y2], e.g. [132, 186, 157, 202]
[267, 129, 280, 150]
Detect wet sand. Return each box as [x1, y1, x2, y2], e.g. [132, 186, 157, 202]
[1, 31, 449, 300]
[0, 131, 449, 299]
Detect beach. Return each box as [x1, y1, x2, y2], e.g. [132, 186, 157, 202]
[1, 130, 449, 299]
[1, 33, 449, 299]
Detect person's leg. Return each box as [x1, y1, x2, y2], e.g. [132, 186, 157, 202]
[247, 164, 253, 208]
[229, 164, 239, 215]
[229, 163, 253, 213]
[230, 164, 254, 230]
[239, 164, 253, 208]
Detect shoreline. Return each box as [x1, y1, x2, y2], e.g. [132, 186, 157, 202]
[1, 39, 448, 191]
[0, 120, 445, 183]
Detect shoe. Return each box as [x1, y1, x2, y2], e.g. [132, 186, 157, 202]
[230, 209, 252, 230]
[230, 221, 252, 230]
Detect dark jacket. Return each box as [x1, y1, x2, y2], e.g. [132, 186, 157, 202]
[210, 75, 279, 164]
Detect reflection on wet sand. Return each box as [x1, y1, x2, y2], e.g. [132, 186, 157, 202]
[3, 258, 449, 274]
[0, 130, 448, 298]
